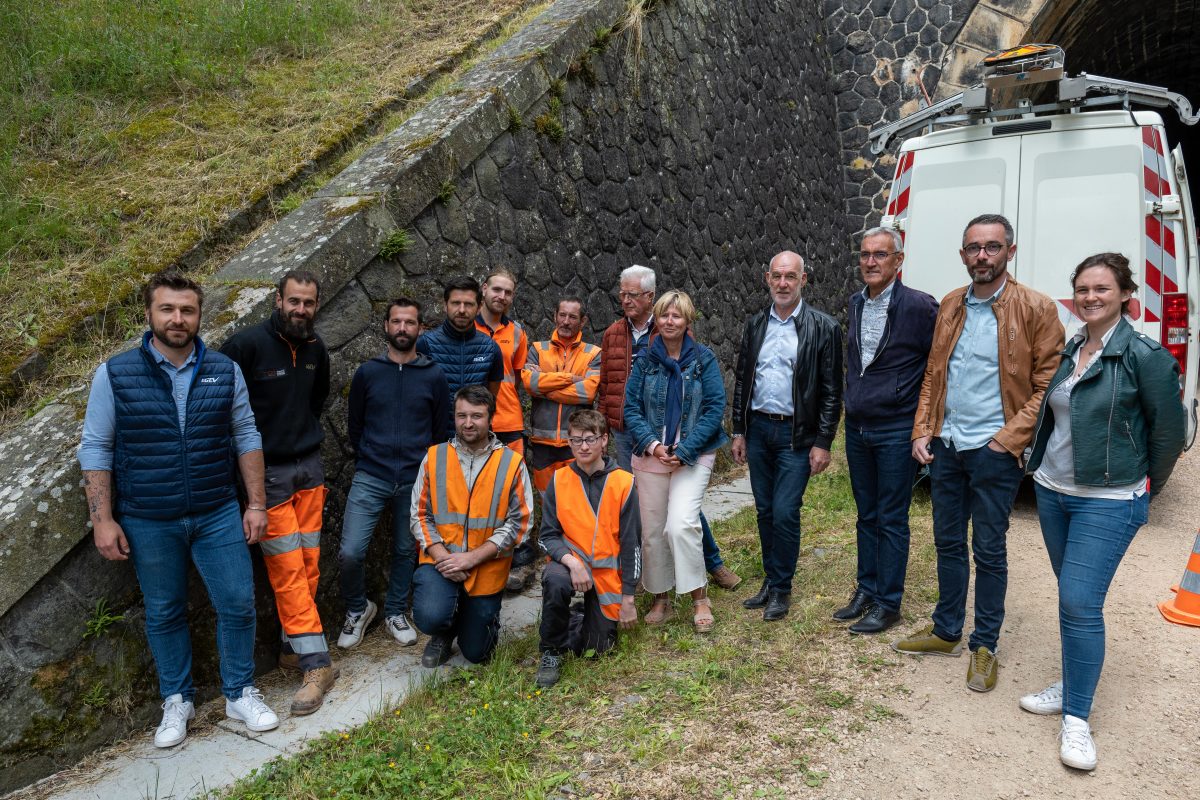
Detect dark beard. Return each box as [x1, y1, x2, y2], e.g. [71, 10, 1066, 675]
[150, 322, 195, 351]
[389, 332, 415, 352]
[283, 313, 314, 340]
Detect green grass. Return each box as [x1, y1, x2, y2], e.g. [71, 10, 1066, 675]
[0, 0, 536, 420]
[220, 449, 940, 800]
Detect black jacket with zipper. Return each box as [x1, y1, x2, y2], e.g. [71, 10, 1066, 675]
[731, 302, 843, 450]
[220, 309, 329, 464]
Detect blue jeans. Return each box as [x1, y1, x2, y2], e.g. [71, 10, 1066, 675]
[1034, 484, 1148, 720]
[746, 414, 813, 593]
[338, 471, 417, 618]
[120, 500, 256, 702]
[613, 427, 725, 572]
[845, 427, 919, 613]
[411, 565, 504, 664]
[929, 439, 1024, 651]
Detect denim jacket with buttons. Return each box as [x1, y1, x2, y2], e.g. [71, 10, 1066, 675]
[622, 341, 730, 466]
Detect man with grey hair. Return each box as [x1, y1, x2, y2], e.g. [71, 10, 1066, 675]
[598, 265, 741, 591]
[893, 213, 1062, 694]
[834, 227, 937, 635]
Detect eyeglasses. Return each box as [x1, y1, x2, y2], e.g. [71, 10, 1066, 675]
[567, 435, 603, 447]
[962, 242, 1006, 257]
[617, 290, 653, 300]
[857, 250, 897, 262]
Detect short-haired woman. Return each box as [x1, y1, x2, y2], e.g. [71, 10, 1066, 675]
[623, 290, 729, 633]
[1023, 252, 1185, 770]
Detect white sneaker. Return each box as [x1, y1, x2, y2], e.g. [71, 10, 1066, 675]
[153, 694, 194, 748]
[385, 613, 417, 646]
[1020, 680, 1064, 715]
[1059, 714, 1098, 770]
[226, 687, 280, 732]
[337, 599, 377, 649]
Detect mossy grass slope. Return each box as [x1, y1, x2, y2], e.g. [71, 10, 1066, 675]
[219, 447, 938, 800]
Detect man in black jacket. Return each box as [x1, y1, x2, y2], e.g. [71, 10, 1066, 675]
[220, 269, 334, 716]
[732, 251, 843, 621]
[336, 298, 452, 652]
[835, 228, 937, 634]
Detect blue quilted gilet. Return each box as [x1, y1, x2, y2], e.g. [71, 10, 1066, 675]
[417, 319, 499, 395]
[107, 333, 238, 520]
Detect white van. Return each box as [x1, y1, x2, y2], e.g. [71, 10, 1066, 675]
[870, 45, 1199, 444]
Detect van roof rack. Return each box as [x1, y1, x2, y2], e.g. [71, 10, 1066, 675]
[868, 43, 1199, 154]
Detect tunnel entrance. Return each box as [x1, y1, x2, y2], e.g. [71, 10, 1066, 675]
[1028, 0, 1200, 209]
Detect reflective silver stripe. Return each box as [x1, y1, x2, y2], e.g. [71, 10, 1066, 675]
[501, 373, 516, 384]
[432, 511, 468, 525]
[483, 448, 515, 531]
[433, 443, 451, 522]
[572, 379, 590, 402]
[445, 541, 467, 553]
[299, 531, 320, 549]
[565, 539, 593, 566]
[1192, 533, 1200, 555]
[591, 556, 619, 569]
[286, 632, 329, 654]
[1181, 569, 1200, 594]
[595, 591, 623, 607]
[260, 533, 301, 556]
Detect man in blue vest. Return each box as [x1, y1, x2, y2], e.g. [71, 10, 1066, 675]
[416, 276, 504, 416]
[78, 270, 279, 749]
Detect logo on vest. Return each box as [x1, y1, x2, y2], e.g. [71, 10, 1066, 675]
[199, 376, 221, 384]
[472, 355, 490, 363]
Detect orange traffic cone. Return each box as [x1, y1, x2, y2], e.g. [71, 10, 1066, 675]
[1159, 532, 1200, 627]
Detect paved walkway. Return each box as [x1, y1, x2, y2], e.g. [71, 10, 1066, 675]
[12, 473, 753, 800]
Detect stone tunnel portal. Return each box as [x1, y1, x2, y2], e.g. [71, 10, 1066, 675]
[1029, 0, 1200, 208]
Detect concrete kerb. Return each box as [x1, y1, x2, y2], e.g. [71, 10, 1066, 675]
[11, 473, 753, 800]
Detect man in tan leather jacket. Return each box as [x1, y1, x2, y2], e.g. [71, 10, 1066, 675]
[892, 213, 1064, 694]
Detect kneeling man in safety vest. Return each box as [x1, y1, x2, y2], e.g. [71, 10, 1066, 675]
[411, 384, 534, 667]
[535, 409, 641, 688]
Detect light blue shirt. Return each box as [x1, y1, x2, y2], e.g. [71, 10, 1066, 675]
[942, 282, 1006, 450]
[859, 279, 895, 368]
[77, 342, 261, 472]
[751, 301, 803, 416]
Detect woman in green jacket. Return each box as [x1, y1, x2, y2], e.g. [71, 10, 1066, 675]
[1021, 252, 1185, 771]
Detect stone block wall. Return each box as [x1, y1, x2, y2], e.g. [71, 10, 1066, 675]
[0, 0, 847, 790]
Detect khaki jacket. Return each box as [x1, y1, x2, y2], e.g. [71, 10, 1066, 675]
[912, 277, 1064, 457]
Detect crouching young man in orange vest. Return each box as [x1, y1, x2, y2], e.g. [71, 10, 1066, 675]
[535, 409, 641, 688]
[411, 384, 534, 667]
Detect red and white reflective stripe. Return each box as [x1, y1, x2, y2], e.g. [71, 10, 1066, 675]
[1142, 126, 1179, 324]
[887, 150, 916, 219]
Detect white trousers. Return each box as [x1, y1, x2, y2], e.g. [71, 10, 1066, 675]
[635, 465, 711, 595]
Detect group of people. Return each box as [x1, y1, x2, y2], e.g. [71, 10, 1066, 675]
[78, 212, 1184, 772]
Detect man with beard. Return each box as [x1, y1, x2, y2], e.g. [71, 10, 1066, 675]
[475, 269, 528, 457]
[893, 214, 1063, 694]
[79, 270, 279, 748]
[417, 276, 504, 416]
[221, 269, 335, 715]
[411, 385, 533, 667]
[336, 298, 452, 651]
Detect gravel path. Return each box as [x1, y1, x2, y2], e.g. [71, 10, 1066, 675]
[815, 451, 1200, 799]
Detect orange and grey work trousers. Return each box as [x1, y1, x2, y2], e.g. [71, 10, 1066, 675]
[263, 450, 331, 670]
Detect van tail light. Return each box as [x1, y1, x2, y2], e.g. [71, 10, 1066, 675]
[1162, 292, 1188, 389]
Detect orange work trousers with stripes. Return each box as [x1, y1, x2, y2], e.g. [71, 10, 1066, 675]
[262, 451, 331, 670]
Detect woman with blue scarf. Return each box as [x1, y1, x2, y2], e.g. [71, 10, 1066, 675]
[624, 290, 730, 633]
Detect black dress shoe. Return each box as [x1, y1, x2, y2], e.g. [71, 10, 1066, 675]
[743, 580, 771, 609]
[849, 605, 903, 634]
[421, 634, 455, 668]
[832, 587, 871, 621]
[762, 592, 791, 621]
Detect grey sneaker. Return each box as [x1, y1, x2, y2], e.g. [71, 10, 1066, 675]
[337, 600, 377, 649]
[385, 613, 417, 646]
[535, 652, 563, 688]
[1020, 681, 1063, 715]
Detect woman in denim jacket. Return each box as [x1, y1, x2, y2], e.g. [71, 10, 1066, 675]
[623, 290, 729, 633]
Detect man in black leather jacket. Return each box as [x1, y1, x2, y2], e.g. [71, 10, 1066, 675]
[731, 251, 843, 621]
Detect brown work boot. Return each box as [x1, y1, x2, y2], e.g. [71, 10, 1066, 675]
[709, 565, 742, 591]
[278, 652, 301, 672]
[291, 666, 336, 716]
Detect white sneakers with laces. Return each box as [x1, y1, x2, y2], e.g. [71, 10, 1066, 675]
[385, 613, 417, 646]
[225, 687, 280, 732]
[1019, 680, 1063, 715]
[154, 694, 194, 748]
[1059, 714, 1098, 770]
[337, 599, 377, 649]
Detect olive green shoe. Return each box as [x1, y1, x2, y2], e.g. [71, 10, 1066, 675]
[966, 646, 998, 692]
[890, 624, 964, 657]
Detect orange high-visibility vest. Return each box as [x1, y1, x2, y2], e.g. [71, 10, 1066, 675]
[523, 331, 601, 446]
[552, 466, 633, 620]
[418, 443, 525, 596]
[476, 316, 527, 434]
